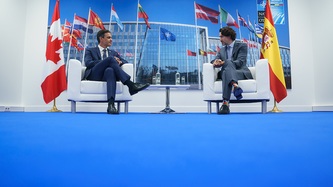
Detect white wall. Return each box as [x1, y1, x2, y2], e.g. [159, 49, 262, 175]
[21, 0, 50, 111]
[310, 1, 333, 110]
[0, 0, 332, 112]
[0, 0, 27, 107]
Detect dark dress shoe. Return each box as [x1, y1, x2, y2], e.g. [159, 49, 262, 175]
[233, 87, 243, 100]
[107, 104, 119, 114]
[129, 83, 150, 95]
[218, 104, 230, 115]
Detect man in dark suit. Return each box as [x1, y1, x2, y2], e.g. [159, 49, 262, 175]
[211, 27, 253, 114]
[84, 29, 149, 114]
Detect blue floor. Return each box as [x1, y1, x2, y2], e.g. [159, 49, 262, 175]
[0, 112, 333, 187]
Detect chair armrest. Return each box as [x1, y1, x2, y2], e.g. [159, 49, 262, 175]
[121, 64, 134, 81]
[255, 59, 270, 98]
[67, 59, 82, 100]
[203, 63, 216, 100]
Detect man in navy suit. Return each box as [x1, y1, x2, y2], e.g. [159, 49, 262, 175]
[84, 29, 149, 114]
[211, 27, 253, 114]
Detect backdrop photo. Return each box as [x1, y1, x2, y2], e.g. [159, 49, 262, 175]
[48, 0, 291, 88]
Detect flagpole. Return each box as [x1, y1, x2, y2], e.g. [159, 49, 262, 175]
[82, 8, 91, 64]
[186, 50, 189, 84]
[205, 33, 210, 63]
[247, 33, 252, 66]
[136, 26, 148, 77]
[194, 1, 201, 89]
[109, 3, 113, 31]
[236, 9, 242, 40]
[66, 15, 75, 65]
[254, 19, 259, 43]
[47, 99, 61, 112]
[64, 18, 69, 65]
[247, 15, 255, 64]
[64, 18, 71, 75]
[134, 0, 140, 82]
[218, 5, 222, 28]
[254, 20, 260, 58]
[158, 26, 161, 72]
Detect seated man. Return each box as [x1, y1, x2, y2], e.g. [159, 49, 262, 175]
[211, 27, 253, 114]
[84, 29, 149, 114]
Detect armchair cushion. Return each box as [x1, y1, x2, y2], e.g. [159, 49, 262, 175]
[80, 81, 124, 94]
[213, 79, 257, 94]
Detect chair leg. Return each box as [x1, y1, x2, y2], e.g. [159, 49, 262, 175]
[71, 101, 76, 113]
[124, 102, 129, 114]
[216, 102, 220, 113]
[261, 100, 267, 114]
[207, 102, 212, 114]
[117, 102, 120, 113]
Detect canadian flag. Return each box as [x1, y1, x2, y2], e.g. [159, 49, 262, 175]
[41, 0, 67, 104]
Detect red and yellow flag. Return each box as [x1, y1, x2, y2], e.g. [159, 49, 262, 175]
[89, 9, 105, 30]
[260, 0, 287, 103]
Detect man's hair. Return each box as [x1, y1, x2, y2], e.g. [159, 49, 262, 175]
[219, 27, 236, 41]
[97, 29, 111, 43]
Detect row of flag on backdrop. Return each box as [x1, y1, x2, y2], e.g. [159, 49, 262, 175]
[61, 3, 150, 52]
[41, 0, 286, 105]
[41, 0, 152, 104]
[62, 1, 264, 53]
[62, 9, 105, 52]
[60, 2, 265, 54]
[194, 2, 263, 39]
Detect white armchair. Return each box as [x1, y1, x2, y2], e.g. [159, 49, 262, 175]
[203, 59, 270, 114]
[67, 59, 133, 113]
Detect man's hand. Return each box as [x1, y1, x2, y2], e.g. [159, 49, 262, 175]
[213, 59, 224, 68]
[114, 57, 122, 65]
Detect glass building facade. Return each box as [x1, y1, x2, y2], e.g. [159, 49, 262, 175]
[63, 21, 291, 89]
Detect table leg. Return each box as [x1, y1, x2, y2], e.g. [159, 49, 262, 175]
[160, 86, 175, 113]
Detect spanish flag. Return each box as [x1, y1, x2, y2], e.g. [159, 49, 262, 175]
[260, 0, 287, 103]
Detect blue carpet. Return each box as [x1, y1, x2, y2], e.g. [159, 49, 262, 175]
[0, 112, 333, 187]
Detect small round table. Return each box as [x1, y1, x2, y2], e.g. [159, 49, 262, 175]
[147, 84, 190, 113]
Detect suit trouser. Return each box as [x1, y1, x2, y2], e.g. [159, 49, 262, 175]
[221, 61, 245, 100]
[88, 57, 131, 100]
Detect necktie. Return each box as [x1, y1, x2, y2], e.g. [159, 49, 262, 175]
[225, 45, 229, 60]
[102, 48, 107, 60]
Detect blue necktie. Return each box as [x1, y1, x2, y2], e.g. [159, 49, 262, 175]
[225, 46, 229, 60]
[102, 49, 107, 60]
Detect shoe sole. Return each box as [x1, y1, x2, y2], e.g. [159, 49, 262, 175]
[107, 111, 119, 114]
[218, 105, 230, 114]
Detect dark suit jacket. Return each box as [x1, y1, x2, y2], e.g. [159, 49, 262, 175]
[83, 47, 128, 80]
[212, 40, 253, 79]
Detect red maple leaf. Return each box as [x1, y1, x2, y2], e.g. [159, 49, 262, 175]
[46, 34, 62, 64]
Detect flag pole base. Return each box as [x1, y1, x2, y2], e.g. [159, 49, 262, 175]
[269, 100, 282, 113]
[47, 99, 62, 112]
[47, 106, 62, 112]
